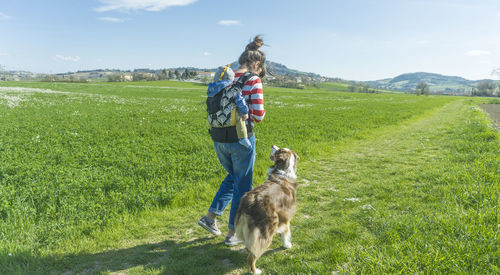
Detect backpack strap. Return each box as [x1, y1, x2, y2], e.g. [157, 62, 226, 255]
[236, 71, 257, 131]
[236, 71, 257, 114]
[235, 71, 256, 88]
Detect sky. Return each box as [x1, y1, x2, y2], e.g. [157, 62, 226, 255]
[0, 0, 499, 81]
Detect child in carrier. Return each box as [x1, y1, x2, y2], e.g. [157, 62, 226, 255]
[207, 65, 251, 148]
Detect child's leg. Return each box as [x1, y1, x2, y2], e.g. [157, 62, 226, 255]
[234, 110, 248, 139]
[232, 109, 251, 149]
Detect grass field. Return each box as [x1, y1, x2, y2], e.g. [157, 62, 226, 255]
[320, 81, 398, 94]
[0, 81, 498, 274]
[320, 82, 351, 91]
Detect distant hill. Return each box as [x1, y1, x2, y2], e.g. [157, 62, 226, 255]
[2, 60, 329, 82]
[217, 61, 322, 78]
[109, 61, 322, 78]
[11, 64, 497, 95]
[365, 72, 497, 94]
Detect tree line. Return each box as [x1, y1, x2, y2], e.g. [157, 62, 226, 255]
[471, 80, 499, 97]
[470, 69, 500, 97]
[107, 69, 198, 82]
[414, 81, 500, 97]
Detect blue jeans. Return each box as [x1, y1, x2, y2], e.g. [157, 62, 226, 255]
[209, 135, 256, 230]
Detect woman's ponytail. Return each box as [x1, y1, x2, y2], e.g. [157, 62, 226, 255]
[239, 36, 266, 78]
[245, 36, 264, 51]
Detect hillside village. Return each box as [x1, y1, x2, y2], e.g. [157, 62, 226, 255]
[0, 62, 332, 84]
[0, 62, 332, 89]
[1, 63, 498, 97]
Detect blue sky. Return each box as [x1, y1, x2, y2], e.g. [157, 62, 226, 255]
[0, 0, 499, 80]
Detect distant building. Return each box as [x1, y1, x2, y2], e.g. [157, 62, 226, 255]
[197, 71, 215, 80]
[121, 74, 133, 82]
[263, 75, 276, 81]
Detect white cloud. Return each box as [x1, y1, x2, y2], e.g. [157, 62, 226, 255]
[0, 12, 11, 20]
[56, 55, 81, 62]
[466, 50, 491, 56]
[98, 17, 127, 23]
[95, 0, 197, 12]
[218, 20, 240, 26]
[203, 52, 211, 56]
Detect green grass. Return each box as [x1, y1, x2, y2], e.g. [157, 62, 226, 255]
[0, 81, 498, 273]
[320, 81, 399, 94]
[287, 100, 499, 273]
[320, 82, 350, 91]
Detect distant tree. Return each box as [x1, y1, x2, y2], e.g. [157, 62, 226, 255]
[424, 87, 430, 96]
[159, 69, 168, 80]
[416, 82, 430, 96]
[300, 76, 310, 86]
[201, 75, 210, 84]
[107, 74, 121, 82]
[473, 81, 497, 97]
[174, 70, 180, 79]
[492, 68, 500, 95]
[0, 64, 7, 81]
[181, 69, 190, 79]
[47, 75, 59, 82]
[359, 83, 370, 93]
[132, 73, 146, 81]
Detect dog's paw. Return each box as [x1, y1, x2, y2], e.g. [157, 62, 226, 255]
[282, 241, 292, 249]
[254, 268, 262, 275]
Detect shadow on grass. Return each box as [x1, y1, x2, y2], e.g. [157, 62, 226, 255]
[1, 237, 253, 274]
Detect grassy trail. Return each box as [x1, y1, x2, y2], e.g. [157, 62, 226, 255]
[9, 99, 499, 274]
[290, 100, 498, 273]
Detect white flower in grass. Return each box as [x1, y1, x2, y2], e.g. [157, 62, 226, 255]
[344, 197, 360, 202]
[361, 204, 376, 211]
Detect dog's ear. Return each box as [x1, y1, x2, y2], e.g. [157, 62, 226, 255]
[293, 151, 300, 160]
[270, 145, 280, 161]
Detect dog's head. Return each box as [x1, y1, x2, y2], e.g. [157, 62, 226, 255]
[269, 145, 299, 178]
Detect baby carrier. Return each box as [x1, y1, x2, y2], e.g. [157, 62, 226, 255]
[206, 65, 255, 142]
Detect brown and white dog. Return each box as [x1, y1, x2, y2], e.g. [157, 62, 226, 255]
[235, 145, 299, 274]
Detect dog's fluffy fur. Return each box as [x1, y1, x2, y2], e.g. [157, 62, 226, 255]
[235, 146, 299, 274]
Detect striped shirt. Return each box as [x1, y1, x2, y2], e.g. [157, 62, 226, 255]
[234, 73, 265, 123]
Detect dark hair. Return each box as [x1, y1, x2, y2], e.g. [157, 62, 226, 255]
[238, 36, 266, 78]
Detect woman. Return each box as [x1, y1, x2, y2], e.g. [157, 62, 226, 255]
[199, 36, 267, 246]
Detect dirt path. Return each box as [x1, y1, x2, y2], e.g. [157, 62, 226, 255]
[480, 104, 500, 131]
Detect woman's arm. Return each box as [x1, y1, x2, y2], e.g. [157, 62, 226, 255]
[243, 76, 265, 122]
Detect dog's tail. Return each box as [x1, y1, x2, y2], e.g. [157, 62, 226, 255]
[235, 214, 267, 259]
[235, 213, 248, 244]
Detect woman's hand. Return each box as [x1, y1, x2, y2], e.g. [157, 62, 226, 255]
[242, 114, 249, 121]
